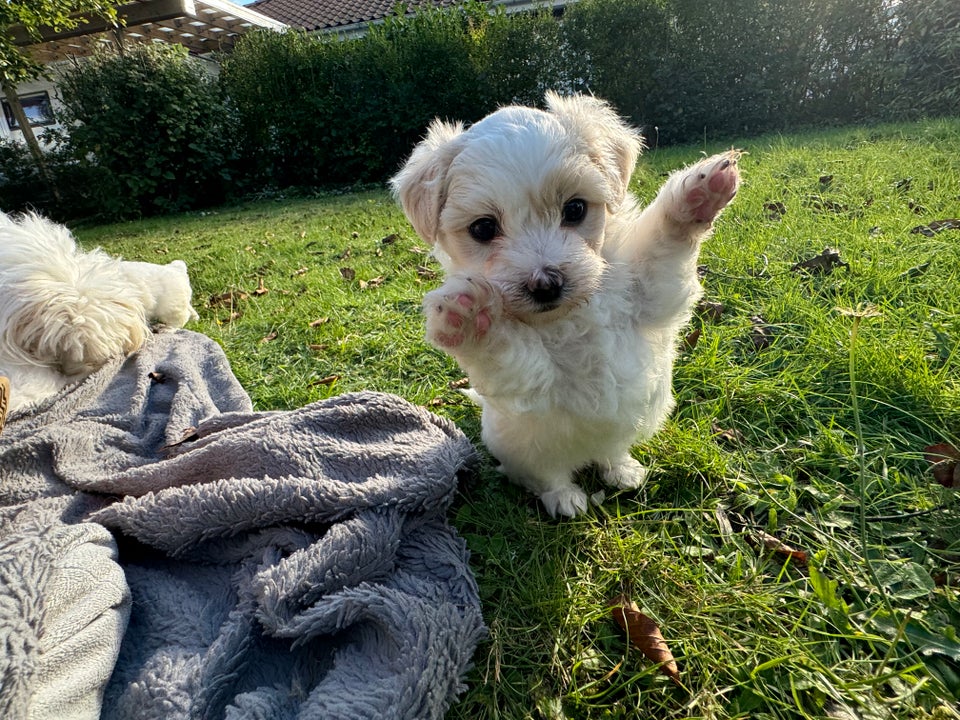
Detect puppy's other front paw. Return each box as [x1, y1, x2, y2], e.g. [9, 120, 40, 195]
[602, 456, 647, 490]
[540, 484, 589, 518]
[423, 276, 498, 350]
[666, 151, 741, 226]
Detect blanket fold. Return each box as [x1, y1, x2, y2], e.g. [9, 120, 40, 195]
[0, 330, 485, 720]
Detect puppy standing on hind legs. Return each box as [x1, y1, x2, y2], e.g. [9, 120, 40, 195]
[392, 92, 740, 518]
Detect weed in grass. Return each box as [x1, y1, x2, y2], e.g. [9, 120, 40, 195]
[76, 120, 960, 719]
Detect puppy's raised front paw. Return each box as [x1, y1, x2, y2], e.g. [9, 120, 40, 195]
[423, 276, 498, 350]
[539, 483, 589, 518]
[666, 151, 741, 226]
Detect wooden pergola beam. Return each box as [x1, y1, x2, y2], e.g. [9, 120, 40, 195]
[8, 0, 198, 47]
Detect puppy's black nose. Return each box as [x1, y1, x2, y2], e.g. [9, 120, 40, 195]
[526, 266, 565, 305]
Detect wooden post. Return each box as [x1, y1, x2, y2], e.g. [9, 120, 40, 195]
[1, 80, 61, 204]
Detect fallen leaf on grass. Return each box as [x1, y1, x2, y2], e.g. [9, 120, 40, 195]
[208, 290, 249, 308]
[804, 196, 848, 214]
[310, 374, 340, 387]
[381, 233, 398, 245]
[608, 595, 681, 685]
[339, 267, 356, 281]
[291, 266, 309, 278]
[711, 422, 742, 445]
[696, 300, 725, 322]
[308, 344, 328, 352]
[252, 278, 269, 296]
[416, 265, 438, 280]
[682, 327, 701, 351]
[791, 247, 849, 275]
[763, 200, 786, 220]
[752, 530, 808, 566]
[910, 219, 960, 237]
[923, 443, 960, 488]
[749, 315, 774, 350]
[898, 261, 932, 281]
[309, 317, 329, 328]
[359, 276, 385, 290]
[259, 331, 278, 344]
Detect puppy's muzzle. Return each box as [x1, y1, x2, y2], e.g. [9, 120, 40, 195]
[526, 266, 565, 307]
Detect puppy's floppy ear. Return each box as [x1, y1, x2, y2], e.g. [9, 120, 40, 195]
[390, 120, 465, 246]
[545, 91, 644, 204]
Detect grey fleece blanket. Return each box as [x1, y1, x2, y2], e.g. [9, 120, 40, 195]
[0, 330, 485, 719]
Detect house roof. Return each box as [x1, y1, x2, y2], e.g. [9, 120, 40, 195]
[247, 0, 469, 33]
[9, 0, 286, 63]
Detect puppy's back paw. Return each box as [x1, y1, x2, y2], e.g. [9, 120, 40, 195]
[423, 275, 499, 350]
[665, 151, 741, 226]
[539, 484, 589, 518]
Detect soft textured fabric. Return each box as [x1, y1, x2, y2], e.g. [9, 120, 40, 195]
[0, 330, 485, 719]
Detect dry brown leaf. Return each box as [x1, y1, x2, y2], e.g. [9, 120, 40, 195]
[340, 267, 356, 281]
[416, 265, 438, 280]
[683, 327, 701, 351]
[260, 331, 278, 344]
[208, 290, 249, 308]
[696, 300, 725, 322]
[309, 317, 329, 328]
[308, 344, 328, 352]
[910, 218, 960, 237]
[449, 377, 471, 389]
[381, 233, 398, 245]
[923, 443, 960, 488]
[791, 247, 849, 275]
[161, 426, 199, 452]
[252, 278, 269, 296]
[763, 200, 786, 220]
[753, 530, 808, 566]
[749, 315, 774, 350]
[608, 595, 680, 685]
[427, 397, 445, 407]
[711, 422, 742, 446]
[359, 276, 385, 290]
[310, 374, 340, 387]
[291, 266, 309, 278]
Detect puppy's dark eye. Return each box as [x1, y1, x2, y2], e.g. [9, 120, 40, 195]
[468, 217, 499, 243]
[562, 199, 588, 225]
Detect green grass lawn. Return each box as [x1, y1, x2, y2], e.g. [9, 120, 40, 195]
[78, 118, 960, 719]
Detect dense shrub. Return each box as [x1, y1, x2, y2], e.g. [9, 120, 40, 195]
[10, 0, 956, 219]
[54, 44, 234, 218]
[893, 0, 960, 118]
[220, 2, 564, 187]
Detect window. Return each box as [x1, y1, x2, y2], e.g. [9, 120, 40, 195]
[2, 91, 55, 130]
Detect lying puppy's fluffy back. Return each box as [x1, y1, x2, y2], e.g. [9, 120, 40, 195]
[393, 93, 740, 517]
[0, 212, 199, 413]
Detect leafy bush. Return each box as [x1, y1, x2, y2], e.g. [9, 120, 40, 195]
[221, 2, 565, 188]
[55, 44, 234, 218]
[893, 0, 960, 118]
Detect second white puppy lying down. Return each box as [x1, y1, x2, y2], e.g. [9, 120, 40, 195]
[392, 93, 740, 517]
[0, 211, 200, 414]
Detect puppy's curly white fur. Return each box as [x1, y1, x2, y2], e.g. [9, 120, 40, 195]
[392, 93, 740, 517]
[0, 212, 200, 414]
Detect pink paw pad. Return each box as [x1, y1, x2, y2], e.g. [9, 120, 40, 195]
[682, 152, 741, 224]
[425, 282, 493, 349]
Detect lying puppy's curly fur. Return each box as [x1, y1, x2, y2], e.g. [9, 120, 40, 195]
[392, 93, 740, 517]
[0, 212, 199, 414]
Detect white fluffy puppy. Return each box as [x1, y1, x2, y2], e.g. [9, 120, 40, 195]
[0, 212, 200, 414]
[392, 93, 740, 517]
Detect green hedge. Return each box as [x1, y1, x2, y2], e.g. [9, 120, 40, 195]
[2, 0, 956, 219]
